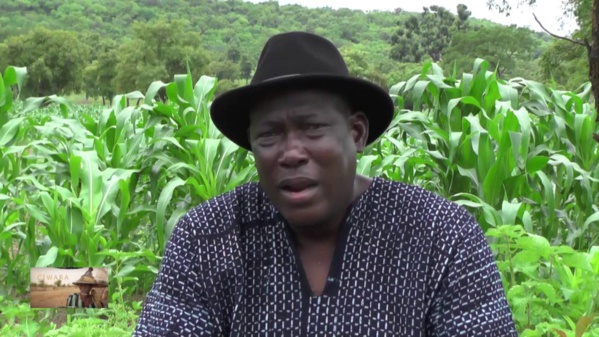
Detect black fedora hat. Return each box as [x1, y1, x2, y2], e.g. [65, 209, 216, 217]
[209, 31, 394, 151]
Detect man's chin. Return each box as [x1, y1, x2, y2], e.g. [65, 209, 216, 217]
[278, 207, 324, 228]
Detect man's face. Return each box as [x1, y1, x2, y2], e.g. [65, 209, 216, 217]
[248, 89, 369, 230]
[79, 285, 92, 293]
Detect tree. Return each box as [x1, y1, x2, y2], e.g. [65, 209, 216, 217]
[83, 38, 119, 104]
[487, 0, 599, 131]
[0, 28, 89, 96]
[340, 45, 388, 88]
[443, 25, 538, 77]
[456, 4, 472, 31]
[210, 60, 240, 81]
[240, 55, 253, 84]
[390, 16, 425, 62]
[54, 279, 62, 290]
[390, 5, 470, 63]
[539, 39, 588, 89]
[114, 18, 211, 93]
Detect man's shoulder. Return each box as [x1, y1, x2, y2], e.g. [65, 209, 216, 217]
[374, 178, 476, 232]
[175, 182, 265, 237]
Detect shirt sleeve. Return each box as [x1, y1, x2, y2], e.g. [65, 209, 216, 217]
[132, 215, 221, 336]
[426, 219, 518, 336]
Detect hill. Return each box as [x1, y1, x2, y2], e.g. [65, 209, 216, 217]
[0, 0, 551, 99]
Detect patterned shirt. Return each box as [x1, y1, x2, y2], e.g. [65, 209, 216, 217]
[66, 292, 99, 308]
[133, 177, 517, 336]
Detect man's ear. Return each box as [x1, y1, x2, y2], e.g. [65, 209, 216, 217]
[350, 111, 369, 152]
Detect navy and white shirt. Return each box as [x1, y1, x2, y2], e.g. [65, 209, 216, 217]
[133, 177, 517, 336]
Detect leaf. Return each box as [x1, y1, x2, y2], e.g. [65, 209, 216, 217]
[526, 156, 550, 174]
[500, 201, 522, 226]
[165, 208, 189, 241]
[583, 211, 599, 229]
[74, 150, 103, 219]
[144, 81, 169, 105]
[0, 117, 24, 146]
[35, 247, 58, 267]
[194, 75, 217, 112]
[425, 74, 452, 89]
[117, 264, 136, 278]
[412, 80, 430, 111]
[562, 252, 592, 271]
[96, 169, 136, 225]
[4, 66, 27, 94]
[497, 82, 519, 109]
[357, 155, 377, 175]
[554, 329, 567, 337]
[534, 283, 557, 303]
[156, 177, 186, 250]
[518, 235, 551, 258]
[575, 314, 597, 337]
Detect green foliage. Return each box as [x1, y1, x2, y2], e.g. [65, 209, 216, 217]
[385, 59, 598, 334]
[0, 0, 557, 97]
[0, 28, 89, 96]
[3, 57, 598, 335]
[540, 40, 588, 90]
[487, 225, 599, 336]
[83, 39, 119, 102]
[388, 60, 598, 246]
[486, 0, 593, 91]
[443, 25, 539, 77]
[340, 45, 387, 88]
[390, 4, 471, 63]
[113, 18, 211, 93]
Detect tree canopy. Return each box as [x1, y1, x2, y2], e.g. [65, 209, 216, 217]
[390, 5, 471, 63]
[0, 28, 89, 96]
[0, 0, 569, 100]
[443, 25, 538, 77]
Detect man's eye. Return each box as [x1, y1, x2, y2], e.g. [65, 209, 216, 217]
[306, 123, 325, 129]
[257, 131, 276, 139]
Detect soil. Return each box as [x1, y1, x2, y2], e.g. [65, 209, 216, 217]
[30, 286, 82, 308]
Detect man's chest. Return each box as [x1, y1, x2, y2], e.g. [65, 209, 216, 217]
[230, 225, 433, 336]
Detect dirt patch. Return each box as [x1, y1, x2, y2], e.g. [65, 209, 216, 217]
[30, 286, 80, 308]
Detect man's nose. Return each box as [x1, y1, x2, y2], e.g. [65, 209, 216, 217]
[278, 131, 308, 167]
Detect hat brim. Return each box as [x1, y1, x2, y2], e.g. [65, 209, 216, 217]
[210, 74, 395, 151]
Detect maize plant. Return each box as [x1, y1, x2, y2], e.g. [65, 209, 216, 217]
[0, 59, 598, 335]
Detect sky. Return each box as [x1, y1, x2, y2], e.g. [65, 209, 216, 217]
[246, 0, 578, 35]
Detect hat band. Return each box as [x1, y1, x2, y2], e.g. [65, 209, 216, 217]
[261, 74, 301, 83]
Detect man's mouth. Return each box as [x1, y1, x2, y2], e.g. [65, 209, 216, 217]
[278, 177, 319, 203]
[278, 177, 318, 192]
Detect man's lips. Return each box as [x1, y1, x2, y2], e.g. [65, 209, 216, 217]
[278, 177, 318, 192]
[276, 177, 319, 205]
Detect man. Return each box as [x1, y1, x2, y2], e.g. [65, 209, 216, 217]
[134, 32, 517, 336]
[66, 268, 108, 308]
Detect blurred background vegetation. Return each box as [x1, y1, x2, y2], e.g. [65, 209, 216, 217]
[0, 0, 585, 102]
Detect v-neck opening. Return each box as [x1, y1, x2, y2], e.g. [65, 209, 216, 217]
[281, 177, 378, 299]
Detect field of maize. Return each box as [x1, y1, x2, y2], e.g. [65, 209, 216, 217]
[0, 59, 598, 336]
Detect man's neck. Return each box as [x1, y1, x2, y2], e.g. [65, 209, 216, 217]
[291, 221, 343, 250]
[288, 175, 373, 249]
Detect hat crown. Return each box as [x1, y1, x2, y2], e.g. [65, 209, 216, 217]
[73, 275, 97, 285]
[252, 32, 349, 84]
